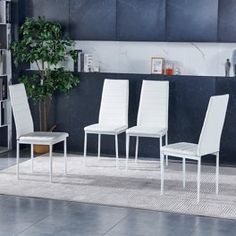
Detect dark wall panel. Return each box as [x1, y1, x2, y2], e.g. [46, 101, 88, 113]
[218, 0, 236, 42]
[167, 0, 218, 42]
[25, 0, 70, 36]
[117, 0, 166, 41]
[70, 0, 116, 40]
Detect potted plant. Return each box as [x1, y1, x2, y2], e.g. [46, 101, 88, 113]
[11, 17, 79, 153]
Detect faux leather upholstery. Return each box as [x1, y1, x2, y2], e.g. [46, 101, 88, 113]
[126, 80, 169, 137]
[19, 132, 69, 145]
[126, 126, 167, 137]
[85, 79, 129, 134]
[9, 84, 34, 139]
[161, 94, 229, 158]
[84, 124, 127, 135]
[161, 142, 198, 156]
[9, 84, 69, 144]
[197, 95, 229, 156]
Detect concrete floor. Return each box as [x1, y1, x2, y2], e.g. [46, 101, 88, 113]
[0, 151, 235, 236]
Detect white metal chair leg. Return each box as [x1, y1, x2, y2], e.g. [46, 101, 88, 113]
[165, 133, 169, 166]
[49, 145, 53, 183]
[216, 152, 219, 195]
[64, 138, 67, 175]
[160, 152, 165, 195]
[98, 134, 101, 160]
[159, 136, 163, 166]
[126, 134, 130, 170]
[135, 137, 139, 164]
[83, 132, 87, 166]
[31, 144, 34, 173]
[16, 141, 20, 180]
[197, 158, 201, 203]
[183, 158, 186, 189]
[115, 134, 119, 168]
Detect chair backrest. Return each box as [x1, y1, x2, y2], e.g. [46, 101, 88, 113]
[9, 84, 34, 139]
[197, 94, 229, 156]
[99, 79, 129, 126]
[137, 80, 169, 129]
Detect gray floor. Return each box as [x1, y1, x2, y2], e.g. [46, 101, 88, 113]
[0, 151, 236, 236]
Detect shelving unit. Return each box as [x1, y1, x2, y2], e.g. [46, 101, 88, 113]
[0, 0, 12, 153]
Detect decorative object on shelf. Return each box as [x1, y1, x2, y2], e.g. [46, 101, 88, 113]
[11, 17, 80, 154]
[93, 66, 100, 72]
[0, 1, 11, 23]
[232, 49, 236, 77]
[151, 57, 164, 74]
[174, 67, 181, 75]
[225, 59, 231, 77]
[165, 61, 174, 76]
[84, 54, 94, 72]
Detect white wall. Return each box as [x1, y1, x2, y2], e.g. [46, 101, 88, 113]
[31, 41, 236, 77]
[76, 41, 236, 77]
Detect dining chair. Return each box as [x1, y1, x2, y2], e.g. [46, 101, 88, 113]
[9, 83, 69, 182]
[84, 79, 129, 167]
[160, 94, 229, 203]
[126, 80, 169, 169]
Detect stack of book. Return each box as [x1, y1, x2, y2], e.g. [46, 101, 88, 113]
[0, 1, 11, 23]
[0, 77, 7, 101]
[77, 51, 94, 72]
[0, 102, 6, 126]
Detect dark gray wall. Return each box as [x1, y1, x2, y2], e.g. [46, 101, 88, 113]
[23, 0, 236, 42]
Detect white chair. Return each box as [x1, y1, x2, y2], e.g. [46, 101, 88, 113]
[126, 80, 169, 168]
[9, 84, 69, 182]
[84, 79, 129, 167]
[160, 94, 229, 203]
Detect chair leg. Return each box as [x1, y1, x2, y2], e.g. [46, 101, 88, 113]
[115, 134, 119, 168]
[64, 138, 67, 175]
[216, 152, 219, 195]
[159, 136, 163, 165]
[83, 132, 87, 165]
[98, 134, 101, 160]
[49, 145, 53, 183]
[183, 158, 186, 189]
[160, 152, 165, 195]
[165, 133, 169, 166]
[197, 158, 201, 203]
[135, 136, 139, 164]
[31, 144, 34, 173]
[126, 134, 130, 170]
[16, 141, 20, 180]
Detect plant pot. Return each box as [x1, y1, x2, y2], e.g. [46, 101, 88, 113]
[34, 145, 49, 154]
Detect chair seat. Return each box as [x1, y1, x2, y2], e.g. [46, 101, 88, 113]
[161, 142, 198, 157]
[19, 132, 69, 145]
[84, 123, 127, 135]
[126, 126, 167, 137]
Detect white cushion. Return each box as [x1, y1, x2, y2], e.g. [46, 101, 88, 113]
[126, 126, 167, 137]
[84, 123, 127, 134]
[19, 132, 69, 145]
[161, 142, 198, 156]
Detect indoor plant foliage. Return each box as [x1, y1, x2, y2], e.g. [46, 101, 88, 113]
[11, 17, 79, 132]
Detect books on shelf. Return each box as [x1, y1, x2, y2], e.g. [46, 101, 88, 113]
[0, 101, 7, 126]
[0, 1, 11, 23]
[77, 52, 94, 72]
[0, 77, 7, 101]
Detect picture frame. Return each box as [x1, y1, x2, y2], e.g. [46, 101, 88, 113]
[151, 57, 164, 74]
